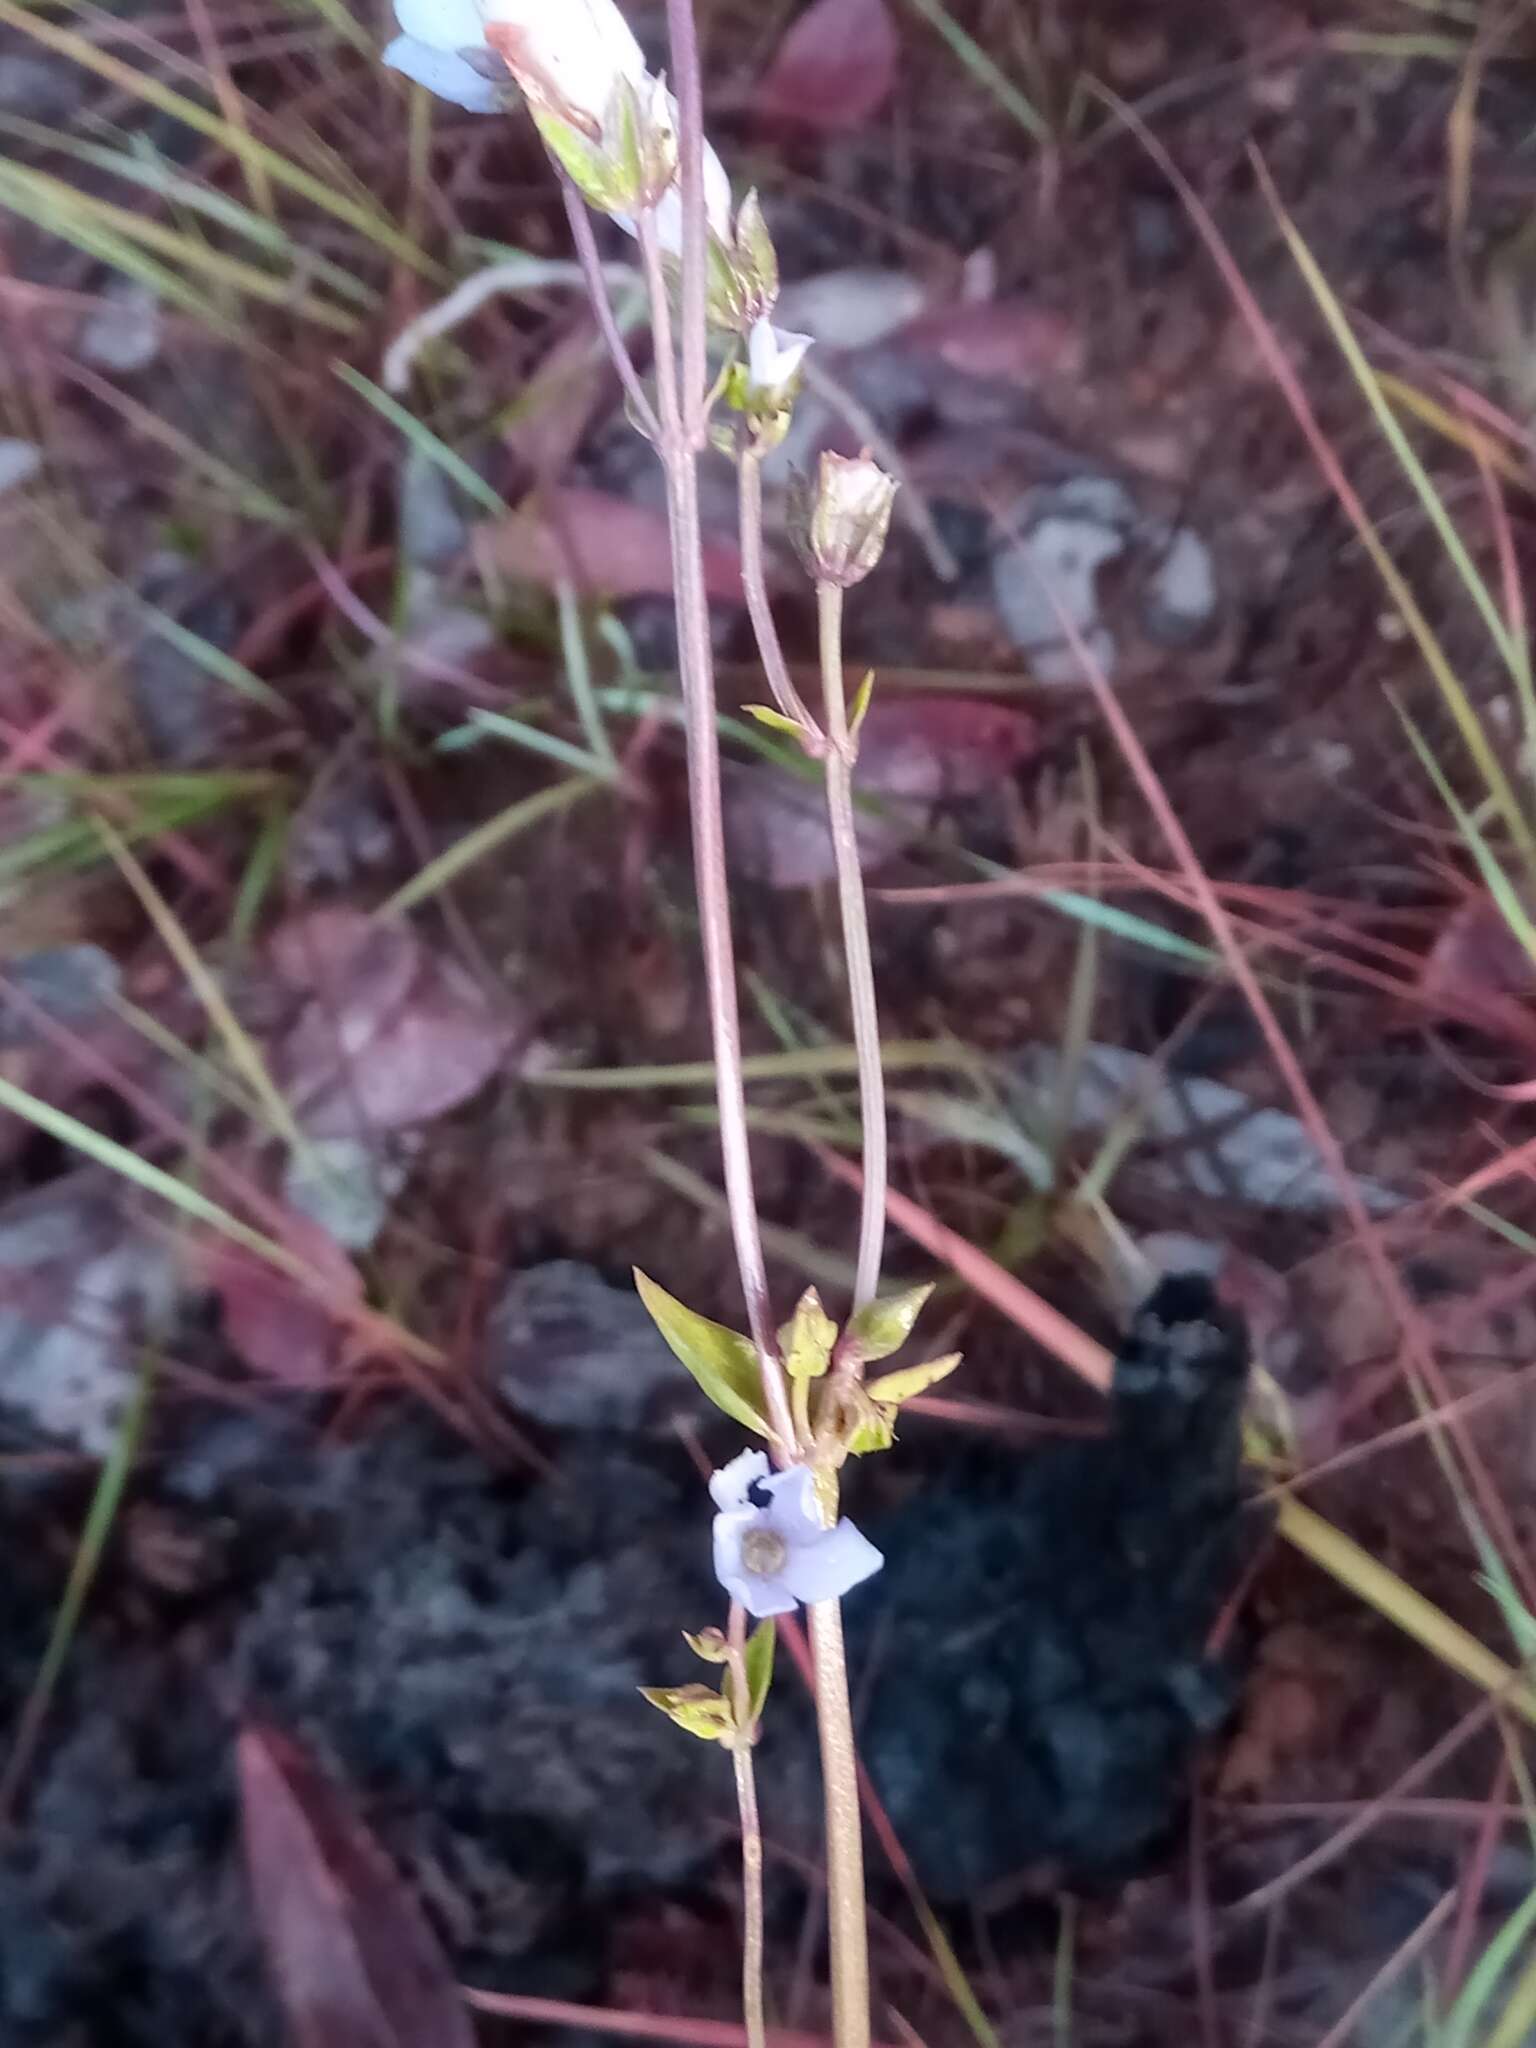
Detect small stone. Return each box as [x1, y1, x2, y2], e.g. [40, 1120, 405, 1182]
[0, 945, 120, 1049]
[485, 1260, 685, 1433]
[0, 52, 83, 120]
[991, 476, 1134, 683]
[283, 1135, 411, 1253]
[0, 439, 41, 497]
[1142, 525, 1217, 646]
[79, 280, 162, 374]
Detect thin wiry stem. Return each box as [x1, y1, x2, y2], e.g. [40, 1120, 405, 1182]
[634, 213, 795, 1456]
[817, 582, 886, 1312]
[737, 438, 821, 740]
[663, 0, 708, 445]
[558, 175, 660, 442]
[808, 1598, 870, 2048]
[727, 1604, 767, 2048]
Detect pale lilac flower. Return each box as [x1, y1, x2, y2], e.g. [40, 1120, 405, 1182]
[384, 0, 648, 124]
[384, 0, 504, 112]
[746, 316, 813, 397]
[710, 1449, 882, 1619]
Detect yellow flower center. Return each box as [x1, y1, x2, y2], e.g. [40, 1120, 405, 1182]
[740, 1528, 788, 1577]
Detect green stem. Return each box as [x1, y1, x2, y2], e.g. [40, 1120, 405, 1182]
[809, 1597, 870, 2048]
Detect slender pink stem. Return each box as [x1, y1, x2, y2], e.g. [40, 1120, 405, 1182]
[558, 174, 660, 443]
[816, 583, 886, 1312]
[738, 440, 821, 740]
[663, 0, 708, 444]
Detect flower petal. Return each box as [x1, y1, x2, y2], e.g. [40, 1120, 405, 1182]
[779, 1519, 884, 1605]
[484, 0, 646, 127]
[383, 33, 504, 108]
[760, 1462, 824, 1538]
[648, 137, 733, 255]
[712, 1506, 800, 1617]
[709, 1446, 769, 1511]
[393, 0, 487, 54]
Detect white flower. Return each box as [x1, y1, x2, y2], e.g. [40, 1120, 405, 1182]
[710, 1449, 882, 1620]
[613, 133, 733, 256]
[482, 0, 646, 130]
[746, 316, 812, 397]
[384, 0, 648, 125]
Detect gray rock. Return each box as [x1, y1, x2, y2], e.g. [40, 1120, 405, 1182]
[0, 51, 83, 120]
[486, 1259, 686, 1432]
[990, 475, 1134, 685]
[0, 944, 120, 1048]
[1143, 524, 1218, 647]
[0, 1175, 179, 1454]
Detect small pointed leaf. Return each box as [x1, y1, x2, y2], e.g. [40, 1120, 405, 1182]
[866, 1351, 962, 1406]
[846, 1282, 934, 1364]
[639, 1684, 736, 1742]
[745, 702, 808, 739]
[846, 1404, 896, 1455]
[779, 1286, 837, 1379]
[633, 1269, 768, 1434]
[848, 668, 875, 744]
[745, 1618, 776, 1724]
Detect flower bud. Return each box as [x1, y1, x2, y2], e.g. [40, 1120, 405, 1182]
[790, 451, 899, 589]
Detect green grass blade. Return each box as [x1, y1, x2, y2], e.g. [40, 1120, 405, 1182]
[376, 775, 604, 916]
[0, 0, 435, 276]
[531, 1040, 986, 1090]
[896, 0, 1049, 141]
[337, 365, 512, 518]
[0, 1355, 155, 1823]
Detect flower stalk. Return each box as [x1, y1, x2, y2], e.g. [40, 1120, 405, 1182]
[726, 1603, 766, 2048]
[816, 578, 886, 1311]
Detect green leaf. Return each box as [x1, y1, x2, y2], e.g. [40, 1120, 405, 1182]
[744, 702, 808, 739]
[733, 189, 779, 308]
[847, 1282, 934, 1364]
[846, 1403, 896, 1455]
[849, 668, 875, 744]
[778, 1286, 837, 1380]
[639, 1684, 735, 1742]
[745, 1618, 775, 1725]
[867, 1352, 962, 1407]
[682, 1627, 730, 1664]
[633, 1269, 768, 1435]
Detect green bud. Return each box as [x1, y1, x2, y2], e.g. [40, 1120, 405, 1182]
[682, 1627, 731, 1663]
[639, 1683, 736, 1742]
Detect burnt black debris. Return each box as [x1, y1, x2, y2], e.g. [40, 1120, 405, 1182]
[853, 1273, 1258, 1900]
[0, 1274, 1257, 2043]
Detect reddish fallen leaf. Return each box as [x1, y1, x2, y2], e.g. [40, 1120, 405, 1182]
[896, 300, 1085, 385]
[475, 487, 756, 604]
[269, 907, 517, 1138]
[239, 1724, 475, 2048]
[727, 695, 1036, 887]
[1420, 894, 1536, 1030]
[208, 1204, 361, 1385]
[755, 0, 898, 132]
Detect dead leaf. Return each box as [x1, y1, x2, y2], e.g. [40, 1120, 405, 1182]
[239, 1723, 475, 2048]
[727, 694, 1036, 888]
[475, 486, 755, 604]
[269, 908, 517, 1139]
[1420, 895, 1536, 1031]
[208, 1203, 361, 1385]
[897, 300, 1085, 385]
[755, 0, 899, 133]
